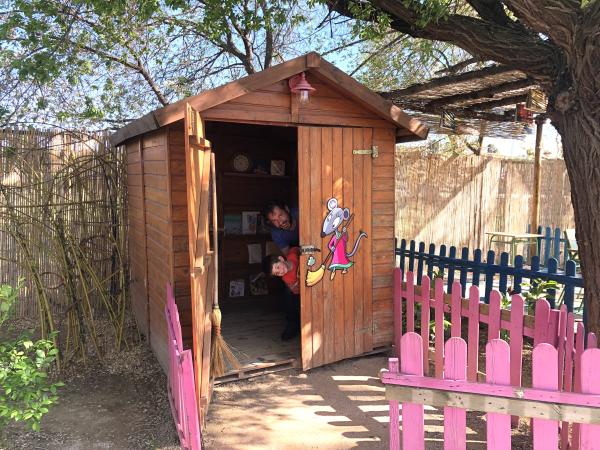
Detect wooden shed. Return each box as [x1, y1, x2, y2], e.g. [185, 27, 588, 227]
[111, 52, 428, 417]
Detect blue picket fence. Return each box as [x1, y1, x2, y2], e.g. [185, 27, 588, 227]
[526, 225, 576, 269]
[395, 238, 584, 313]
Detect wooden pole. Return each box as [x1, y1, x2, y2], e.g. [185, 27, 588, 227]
[530, 118, 544, 257]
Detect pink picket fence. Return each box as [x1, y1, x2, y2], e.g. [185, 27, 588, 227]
[393, 268, 585, 389]
[389, 269, 600, 449]
[383, 332, 600, 450]
[165, 284, 202, 450]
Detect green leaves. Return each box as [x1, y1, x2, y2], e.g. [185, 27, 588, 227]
[0, 281, 62, 432]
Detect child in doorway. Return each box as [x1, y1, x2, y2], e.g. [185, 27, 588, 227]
[262, 247, 301, 340]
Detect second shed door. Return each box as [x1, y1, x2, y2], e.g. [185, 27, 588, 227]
[298, 126, 374, 370]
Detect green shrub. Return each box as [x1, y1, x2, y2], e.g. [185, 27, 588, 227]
[0, 279, 63, 431]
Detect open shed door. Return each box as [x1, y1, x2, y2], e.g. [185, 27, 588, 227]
[184, 103, 214, 419]
[298, 126, 374, 370]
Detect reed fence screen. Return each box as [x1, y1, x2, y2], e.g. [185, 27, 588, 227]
[395, 151, 575, 251]
[0, 128, 127, 353]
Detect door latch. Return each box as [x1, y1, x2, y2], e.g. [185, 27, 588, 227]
[300, 245, 321, 255]
[353, 145, 378, 158]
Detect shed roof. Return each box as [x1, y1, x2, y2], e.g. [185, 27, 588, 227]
[110, 52, 429, 146]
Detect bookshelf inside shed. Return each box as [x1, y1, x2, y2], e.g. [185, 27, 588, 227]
[207, 121, 298, 308]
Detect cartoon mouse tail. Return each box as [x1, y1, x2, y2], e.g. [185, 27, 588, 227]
[346, 231, 368, 257]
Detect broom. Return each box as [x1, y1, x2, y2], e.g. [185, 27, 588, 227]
[209, 153, 240, 377]
[305, 214, 354, 287]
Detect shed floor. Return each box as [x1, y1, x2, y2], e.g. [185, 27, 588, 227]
[219, 299, 300, 379]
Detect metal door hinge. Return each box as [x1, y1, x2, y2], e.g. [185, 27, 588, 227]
[300, 245, 321, 255]
[353, 146, 378, 158]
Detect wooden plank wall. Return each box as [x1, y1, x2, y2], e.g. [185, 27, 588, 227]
[167, 123, 194, 350]
[140, 128, 175, 370]
[371, 128, 397, 348]
[126, 138, 149, 337]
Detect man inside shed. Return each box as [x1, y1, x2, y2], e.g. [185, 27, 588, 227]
[263, 201, 300, 340]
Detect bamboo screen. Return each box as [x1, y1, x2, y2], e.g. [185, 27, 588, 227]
[395, 151, 575, 251]
[0, 129, 127, 332]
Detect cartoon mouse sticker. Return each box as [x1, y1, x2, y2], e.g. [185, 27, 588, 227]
[305, 197, 367, 287]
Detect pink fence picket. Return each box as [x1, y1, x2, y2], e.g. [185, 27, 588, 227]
[165, 283, 202, 450]
[486, 340, 511, 450]
[532, 344, 559, 449]
[580, 349, 600, 449]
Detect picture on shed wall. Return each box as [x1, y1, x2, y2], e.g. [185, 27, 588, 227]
[305, 197, 368, 287]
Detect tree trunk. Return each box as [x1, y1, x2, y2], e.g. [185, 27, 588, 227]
[554, 93, 600, 336]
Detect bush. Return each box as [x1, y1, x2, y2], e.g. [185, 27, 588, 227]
[0, 280, 62, 431]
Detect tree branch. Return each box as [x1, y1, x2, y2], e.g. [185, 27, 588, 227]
[328, 0, 566, 85]
[503, 0, 579, 50]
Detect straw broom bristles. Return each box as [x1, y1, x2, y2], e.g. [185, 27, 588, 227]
[210, 306, 240, 377]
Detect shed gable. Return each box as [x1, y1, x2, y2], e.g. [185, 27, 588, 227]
[201, 73, 392, 129]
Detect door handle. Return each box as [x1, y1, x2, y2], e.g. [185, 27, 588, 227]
[300, 245, 321, 255]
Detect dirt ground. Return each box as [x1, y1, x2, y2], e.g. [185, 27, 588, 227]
[0, 344, 180, 450]
[1, 344, 533, 449]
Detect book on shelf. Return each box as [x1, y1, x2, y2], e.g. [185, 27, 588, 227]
[242, 211, 259, 235]
[223, 214, 242, 235]
[247, 243, 262, 264]
[228, 279, 245, 298]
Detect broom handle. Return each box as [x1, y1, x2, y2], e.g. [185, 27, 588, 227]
[321, 213, 355, 265]
[211, 152, 219, 309]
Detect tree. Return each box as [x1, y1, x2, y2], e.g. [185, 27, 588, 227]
[327, 0, 600, 332]
[0, 0, 360, 127]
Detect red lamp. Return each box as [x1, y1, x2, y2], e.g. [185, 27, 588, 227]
[288, 72, 315, 104]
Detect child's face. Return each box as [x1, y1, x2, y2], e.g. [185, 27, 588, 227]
[271, 256, 289, 277]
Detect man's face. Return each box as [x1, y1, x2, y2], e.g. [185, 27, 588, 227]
[271, 256, 288, 276]
[267, 206, 291, 230]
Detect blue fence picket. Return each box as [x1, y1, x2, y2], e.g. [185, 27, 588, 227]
[460, 247, 469, 297]
[498, 252, 509, 295]
[398, 239, 406, 276]
[542, 226, 552, 266]
[408, 240, 416, 273]
[473, 248, 482, 287]
[553, 227, 561, 263]
[513, 255, 524, 294]
[484, 250, 496, 303]
[563, 260, 577, 312]
[427, 243, 436, 279]
[546, 258, 558, 308]
[438, 245, 447, 280]
[416, 241, 425, 285]
[447, 246, 457, 293]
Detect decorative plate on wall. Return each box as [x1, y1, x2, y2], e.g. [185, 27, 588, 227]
[232, 152, 252, 173]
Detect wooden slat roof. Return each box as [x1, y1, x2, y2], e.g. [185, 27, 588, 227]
[110, 52, 429, 146]
[383, 65, 542, 139]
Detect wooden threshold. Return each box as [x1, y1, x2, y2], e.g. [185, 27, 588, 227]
[214, 357, 298, 385]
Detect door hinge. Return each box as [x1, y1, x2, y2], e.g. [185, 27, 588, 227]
[300, 245, 321, 255]
[353, 145, 378, 158]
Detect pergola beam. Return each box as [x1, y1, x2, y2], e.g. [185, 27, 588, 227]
[467, 94, 528, 111]
[425, 78, 534, 109]
[381, 65, 515, 98]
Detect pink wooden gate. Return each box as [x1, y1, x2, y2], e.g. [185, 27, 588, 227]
[383, 332, 600, 450]
[165, 283, 202, 450]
